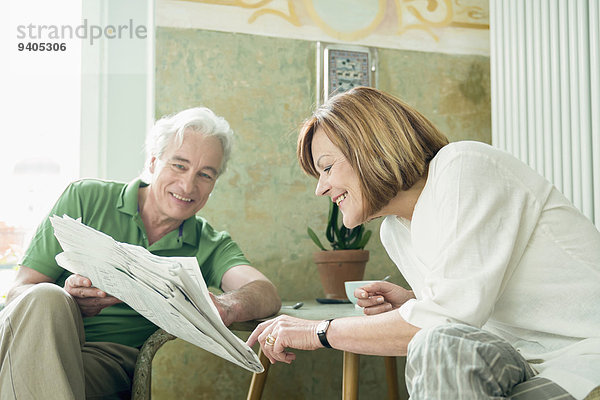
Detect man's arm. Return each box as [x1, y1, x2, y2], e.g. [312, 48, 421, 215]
[7, 266, 120, 316]
[6, 266, 55, 304]
[210, 264, 281, 326]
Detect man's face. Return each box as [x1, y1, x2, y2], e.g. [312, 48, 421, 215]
[148, 131, 223, 223]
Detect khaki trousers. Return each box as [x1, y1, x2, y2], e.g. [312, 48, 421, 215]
[0, 283, 139, 400]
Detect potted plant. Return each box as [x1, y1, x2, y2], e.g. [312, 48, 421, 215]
[308, 202, 372, 300]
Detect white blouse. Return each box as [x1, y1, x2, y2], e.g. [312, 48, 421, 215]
[381, 141, 600, 399]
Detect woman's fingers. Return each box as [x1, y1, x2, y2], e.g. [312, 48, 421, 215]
[266, 333, 296, 364]
[362, 302, 393, 315]
[246, 319, 271, 347]
[247, 315, 312, 365]
[356, 293, 384, 307]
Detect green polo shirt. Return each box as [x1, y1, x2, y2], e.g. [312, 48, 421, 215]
[21, 178, 250, 348]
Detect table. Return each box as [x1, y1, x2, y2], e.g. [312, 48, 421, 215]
[230, 300, 401, 400]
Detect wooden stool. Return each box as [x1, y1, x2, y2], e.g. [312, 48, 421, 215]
[247, 348, 400, 400]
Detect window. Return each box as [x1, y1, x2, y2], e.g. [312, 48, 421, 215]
[0, 0, 154, 300]
[0, 0, 82, 298]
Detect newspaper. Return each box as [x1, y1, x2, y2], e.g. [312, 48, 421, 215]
[50, 214, 263, 373]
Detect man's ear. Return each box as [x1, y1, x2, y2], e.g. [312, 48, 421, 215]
[149, 157, 157, 174]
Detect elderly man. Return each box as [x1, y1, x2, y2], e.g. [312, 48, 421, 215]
[0, 107, 281, 399]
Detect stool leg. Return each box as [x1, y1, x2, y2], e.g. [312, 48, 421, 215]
[384, 356, 399, 400]
[342, 352, 360, 400]
[247, 349, 271, 400]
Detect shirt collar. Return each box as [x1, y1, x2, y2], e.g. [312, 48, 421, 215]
[117, 178, 145, 216]
[180, 217, 199, 246]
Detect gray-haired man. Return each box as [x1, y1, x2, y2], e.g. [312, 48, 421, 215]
[0, 107, 281, 399]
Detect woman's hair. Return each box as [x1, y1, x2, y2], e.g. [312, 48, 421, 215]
[143, 107, 234, 180]
[297, 86, 449, 218]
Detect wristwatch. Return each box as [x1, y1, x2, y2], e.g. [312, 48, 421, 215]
[316, 319, 334, 348]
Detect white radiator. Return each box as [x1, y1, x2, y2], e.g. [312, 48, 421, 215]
[490, 0, 600, 228]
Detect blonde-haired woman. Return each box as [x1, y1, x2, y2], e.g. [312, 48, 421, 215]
[248, 87, 600, 399]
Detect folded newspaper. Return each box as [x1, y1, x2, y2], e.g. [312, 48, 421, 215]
[50, 214, 263, 373]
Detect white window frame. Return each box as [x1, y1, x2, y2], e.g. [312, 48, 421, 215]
[80, 0, 155, 181]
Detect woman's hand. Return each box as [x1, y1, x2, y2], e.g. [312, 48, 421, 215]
[64, 274, 122, 317]
[355, 281, 415, 315]
[246, 315, 322, 365]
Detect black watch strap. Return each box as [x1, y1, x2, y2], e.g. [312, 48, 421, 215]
[317, 318, 334, 348]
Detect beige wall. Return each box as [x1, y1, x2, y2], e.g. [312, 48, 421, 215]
[152, 27, 490, 399]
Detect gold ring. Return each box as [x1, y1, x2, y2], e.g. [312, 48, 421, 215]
[265, 334, 276, 346]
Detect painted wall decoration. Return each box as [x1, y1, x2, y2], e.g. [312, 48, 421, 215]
[158, 0, 489, 55]
[182, 0, 488, 39]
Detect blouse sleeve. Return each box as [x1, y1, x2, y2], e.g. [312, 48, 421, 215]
[400, 147, 551, 328]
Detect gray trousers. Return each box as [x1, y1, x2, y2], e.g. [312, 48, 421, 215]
[0, 283, 139, 400]
[406, 323, 576, 400]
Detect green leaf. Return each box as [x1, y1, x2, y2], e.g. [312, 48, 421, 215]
[355, 230, 372, 249]
[347, 225, 361, 241]
[326, 202, 336, 244]
[332, 222, 343, 249]
[311, 199, 372, 250]
[307, 227, 326, 251]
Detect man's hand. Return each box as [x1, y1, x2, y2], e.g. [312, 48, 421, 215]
[64, 274, 121, 317]
[355, 281, 415, 315]
[214, 265, 281, 325]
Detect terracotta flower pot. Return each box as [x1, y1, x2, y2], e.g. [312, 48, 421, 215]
[313, 250, 370, 300]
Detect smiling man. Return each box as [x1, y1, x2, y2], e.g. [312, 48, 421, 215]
[0, 107, 281, 399]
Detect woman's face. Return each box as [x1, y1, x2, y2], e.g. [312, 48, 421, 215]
[311, 127, 365, 228]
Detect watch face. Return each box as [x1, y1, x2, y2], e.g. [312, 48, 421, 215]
[317, 319, 330, 334]
[316, 319, 332, 348]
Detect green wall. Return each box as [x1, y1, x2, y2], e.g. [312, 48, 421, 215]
[152, 27, 490, 399]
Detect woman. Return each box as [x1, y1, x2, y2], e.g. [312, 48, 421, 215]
[247, 87, 600, 399]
